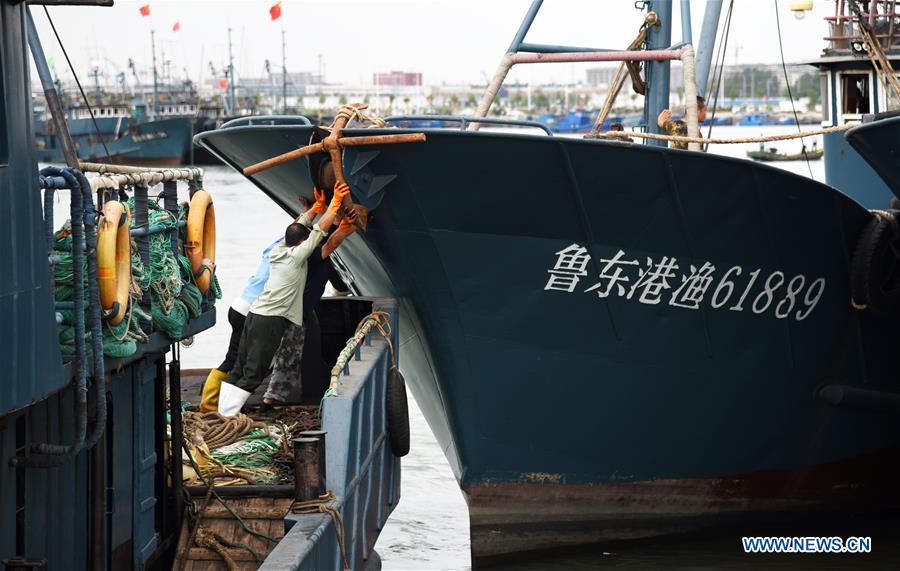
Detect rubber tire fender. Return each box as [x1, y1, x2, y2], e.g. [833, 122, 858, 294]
[386, 367, 410, 457]
[850, 213, 900, 313]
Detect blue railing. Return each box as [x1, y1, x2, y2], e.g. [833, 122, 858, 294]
[261, 300, 401, 571]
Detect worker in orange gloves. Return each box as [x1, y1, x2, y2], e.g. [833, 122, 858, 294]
[198, 187, 330, 412]
[262, 208, 361, 409]
[217, 183, 349, 416]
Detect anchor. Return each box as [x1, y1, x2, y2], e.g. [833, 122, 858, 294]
[242, 103, 425, 183]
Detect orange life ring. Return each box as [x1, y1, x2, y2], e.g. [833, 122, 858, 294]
[186, 189, 216, 293]
[97, 200, 132, 325]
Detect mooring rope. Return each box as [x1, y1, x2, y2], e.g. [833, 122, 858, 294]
[326, 311, 394, 396]
[291, 491, 350, 571]
[332, 104, 386, 128]
[602, 123, 854, 145]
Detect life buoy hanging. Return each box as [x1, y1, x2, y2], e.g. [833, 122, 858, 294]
[97, 200, 132, 325]
[186, 189, 216, 294]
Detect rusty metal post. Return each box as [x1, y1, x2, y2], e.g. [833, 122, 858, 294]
[292, 437, 321, 501]
[298, 430, 327, 492]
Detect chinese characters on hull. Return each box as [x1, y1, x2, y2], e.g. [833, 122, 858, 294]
[544, 243, 826, 322]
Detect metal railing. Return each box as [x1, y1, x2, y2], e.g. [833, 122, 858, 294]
[220, 115, 313, 129]
[384, 115, 553, 135]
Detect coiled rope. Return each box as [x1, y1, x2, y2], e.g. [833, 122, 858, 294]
[183, 411, 268, 450]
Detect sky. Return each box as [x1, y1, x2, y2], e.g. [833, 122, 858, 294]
[30, 0, 837, 88]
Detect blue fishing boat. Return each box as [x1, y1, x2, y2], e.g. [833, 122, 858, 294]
[736, 112, 778, 126]
[2, 2, 401, 569]
[34, 101, 194, 166]
[196, 0, 900, 565]
[536, 110, 614, 133]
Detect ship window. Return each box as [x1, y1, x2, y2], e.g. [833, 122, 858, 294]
[841, 74, 870, 115]
[820, 73, 830, 123]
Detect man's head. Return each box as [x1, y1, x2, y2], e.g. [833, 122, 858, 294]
[285, 222, 310, 247]
[697, 96, 707, 122]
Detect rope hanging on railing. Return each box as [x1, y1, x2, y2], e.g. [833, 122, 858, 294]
[291, 490, 350, 571]
[588, 11, 658, 138]
[602, 122, 854, 145]
[326, 311, 394, 397]
[332, 104, 387, 129]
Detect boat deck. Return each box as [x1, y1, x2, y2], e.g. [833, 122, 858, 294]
[176, 497, 294, 570]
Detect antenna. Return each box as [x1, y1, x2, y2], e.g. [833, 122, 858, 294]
[282, 29, 288, 114]
[227, 27, 237, 115]
[150, 29, 158, 118]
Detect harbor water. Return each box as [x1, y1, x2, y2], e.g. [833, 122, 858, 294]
[69, 125, 892, 570]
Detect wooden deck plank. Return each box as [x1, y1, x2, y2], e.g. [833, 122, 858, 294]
[178, 496, 294, 569]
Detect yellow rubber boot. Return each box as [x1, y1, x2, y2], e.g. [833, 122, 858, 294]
[199, 368, 228, 413]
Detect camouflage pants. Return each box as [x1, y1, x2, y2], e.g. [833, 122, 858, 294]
[265, 322, 305, 403]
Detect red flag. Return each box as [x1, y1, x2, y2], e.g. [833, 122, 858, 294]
[172, 21, 181, 32]
[269, 2, 282, 21]
[219, 79, 228, 89]
[139, 4, 150, 17]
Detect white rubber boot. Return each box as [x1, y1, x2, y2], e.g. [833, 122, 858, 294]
[218, 382, 251, 417]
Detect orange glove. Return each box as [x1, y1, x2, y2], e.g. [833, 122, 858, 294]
[311, 187, 327, 215]
[657, 109, 672, 129]
[328, 182, 350, 214]
[339, 210, 359, 234]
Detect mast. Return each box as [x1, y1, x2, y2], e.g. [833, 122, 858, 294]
[151, 29, 159, 119]
[282, 29, 287, 114]
[92, 65, 101, 95]
[228, 27, 237, 115]
[642, 0, 672, 147]
[26, 9, 78, 167]
[694, 0, 723, 99]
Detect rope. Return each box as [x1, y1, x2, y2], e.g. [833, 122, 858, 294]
[602, 123, 854, 144]
[195, 527, 238, 571]
[588, 12, 657, 137]
[332, 104, 386, 128]
[327, 311, 394, 394]
[705, 0, 734, 139]
[850, 0, 900, 109]
[291, 491, 350, 571]
[42, 6, 112, 163]
[184, 411, 267, 450]
[182, 442, 283, 544]
[212, 532, 263, 565]
[774, 0, 814, 178]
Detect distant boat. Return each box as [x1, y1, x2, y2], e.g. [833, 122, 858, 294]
[737, 113, 779, 126]
[34, 103, 192, 166]
[700, 116, 732, 126]
[746, 146, 824, 162]
[536, 110, 619, 133]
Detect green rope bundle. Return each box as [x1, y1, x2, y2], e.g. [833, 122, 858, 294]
[53, 194, 220, 357]
[210, 427, 284, 484]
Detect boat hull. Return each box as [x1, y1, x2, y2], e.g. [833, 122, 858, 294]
[196, 121, 900, 564]
[35, 116, 192, 166]
[465, 446, 900, 562]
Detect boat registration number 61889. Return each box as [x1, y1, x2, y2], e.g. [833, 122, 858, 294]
[543, 243, 826, 322]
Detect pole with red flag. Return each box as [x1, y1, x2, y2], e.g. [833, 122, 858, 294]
[270, 1, 282, 21]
